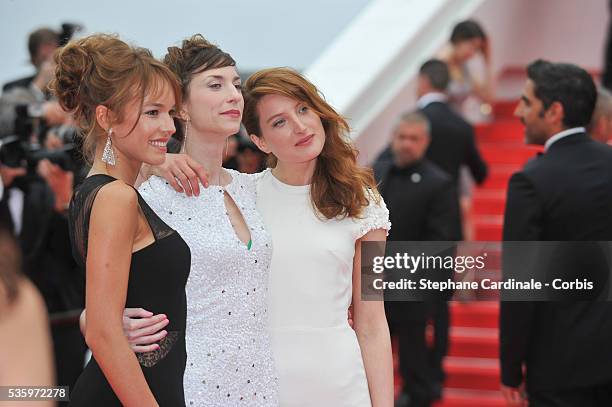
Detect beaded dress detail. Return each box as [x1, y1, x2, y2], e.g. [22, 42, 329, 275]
[139, 169, 279, 406]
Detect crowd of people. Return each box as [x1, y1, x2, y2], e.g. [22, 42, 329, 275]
[1, 16, 612, 407]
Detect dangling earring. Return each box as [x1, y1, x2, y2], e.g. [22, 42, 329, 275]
[102, 128, 116, 166]
[181, 119, 189, 154]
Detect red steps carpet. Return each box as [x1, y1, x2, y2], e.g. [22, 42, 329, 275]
[393, 100, 541, 406]
[438, 101, 539, 406]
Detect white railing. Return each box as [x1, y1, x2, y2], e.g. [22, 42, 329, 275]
[304, 0, 488, 164]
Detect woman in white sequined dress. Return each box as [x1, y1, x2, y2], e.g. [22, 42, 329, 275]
[81, 35, 279, 406]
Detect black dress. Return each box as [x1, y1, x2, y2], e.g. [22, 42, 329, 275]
[67, 174, 190, 406]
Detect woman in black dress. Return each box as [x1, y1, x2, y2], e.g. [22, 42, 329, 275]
[50, 34, 190, 406]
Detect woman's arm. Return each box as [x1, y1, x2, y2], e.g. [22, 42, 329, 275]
[85, 182, 158, 406]
[136, 153, 209, 195]
[0, 278, 55, 404]
[471, 39, 495, 104]
[352, 228, 393, 407]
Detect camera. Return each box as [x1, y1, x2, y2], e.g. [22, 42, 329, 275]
[0, 130, 80, 174]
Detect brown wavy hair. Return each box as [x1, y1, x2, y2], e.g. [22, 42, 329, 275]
[49, 34, 182, 163]
[243, 67, 379, 220]
[163, 34, 236, 143]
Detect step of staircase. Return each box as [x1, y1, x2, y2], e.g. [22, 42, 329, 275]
[447, 327, 499, 359]
[479, 165, 518, 189]
[493, 100, 519, 120]
[449, 302, 499, 329]
[475, 120, 524, 142]
[473, 215, 503, 241]
[479, 142, 538, 165]
[434, 388, 506, 407]
[472, 189, 507, 216]
[444, 356, 500, 392]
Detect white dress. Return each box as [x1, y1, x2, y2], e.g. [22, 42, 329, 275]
[139, 170, 279, 407]
[254, 169, 391, 407]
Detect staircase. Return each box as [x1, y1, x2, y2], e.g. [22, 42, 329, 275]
[472, 101, 544, 241]
[406, 100, 537, 407]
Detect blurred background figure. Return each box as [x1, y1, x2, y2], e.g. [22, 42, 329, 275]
[590, 86, 612, 144]
[437, 19, 494, 116]
[0, 24, 86, 404]
[222, 134, 240, 170]
[416, 59, 487, 241]
[437, 21, 492, 241]
[236, 138, 266, 174]
[0, 25, 81, 141]
[374, 111, 461, 407]
[602, 0, 612, 90]
[415, 59, 488, 194]
[0, 225, 55, 406]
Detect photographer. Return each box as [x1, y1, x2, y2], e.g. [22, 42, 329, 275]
[0, 26, 78, 140]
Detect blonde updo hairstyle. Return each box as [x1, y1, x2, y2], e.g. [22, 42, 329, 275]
[50, 34, 181, 162]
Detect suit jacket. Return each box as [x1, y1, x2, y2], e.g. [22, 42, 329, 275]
[421, 101, 488, 184]
[374, 158, 462, 242]
[374, 157, 461, 326]
[500, 132, 612, 391]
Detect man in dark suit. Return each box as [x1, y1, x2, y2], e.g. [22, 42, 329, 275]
[416, 59, 488, 188]
[374, 111, 461, 407]
[500, 59, 612, 406]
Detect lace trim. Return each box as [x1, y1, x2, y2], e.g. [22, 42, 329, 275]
[136, 331, 179, 367]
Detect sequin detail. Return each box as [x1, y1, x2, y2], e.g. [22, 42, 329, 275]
[353, 188, 392, 240]
[136, 331, 179, 367]
[139, 170, 279, 406]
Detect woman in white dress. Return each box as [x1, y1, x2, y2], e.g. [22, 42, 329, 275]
[242, 68, 393, 407]
[81, 35, 279, 406]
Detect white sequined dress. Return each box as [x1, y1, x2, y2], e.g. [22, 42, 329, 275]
[139, 169, 279, 406]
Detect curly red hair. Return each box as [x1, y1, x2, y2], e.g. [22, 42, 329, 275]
[243, 67, 379, 220]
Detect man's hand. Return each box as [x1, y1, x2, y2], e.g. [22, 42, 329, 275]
[0, 165, 26, 188]
[44, 131, 64, 150]
[37, 159, 73, 212]
[501, 383, 527, 406]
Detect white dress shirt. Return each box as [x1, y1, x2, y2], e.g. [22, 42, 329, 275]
[416, 92, 448, 109]
[544, 127, 586, 152]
